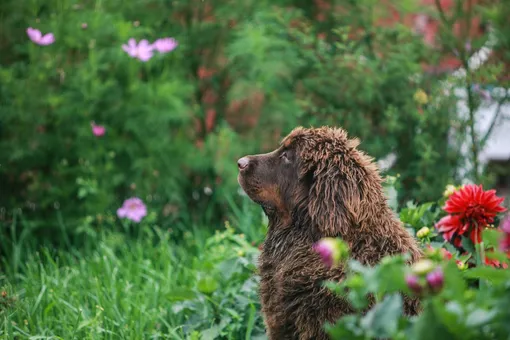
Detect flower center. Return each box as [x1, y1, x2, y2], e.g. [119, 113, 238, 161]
[462, 204, 489, 227]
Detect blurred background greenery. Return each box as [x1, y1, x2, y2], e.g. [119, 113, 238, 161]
[0, 0, 509, 338]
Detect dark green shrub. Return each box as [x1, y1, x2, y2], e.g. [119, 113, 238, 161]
[3, 0, 505, 248]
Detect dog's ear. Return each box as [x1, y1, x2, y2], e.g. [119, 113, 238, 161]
[304, 138, 383, 237]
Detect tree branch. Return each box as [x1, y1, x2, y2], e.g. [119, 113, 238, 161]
[434, 0, 452, 27]
[480, 93, 509, 147]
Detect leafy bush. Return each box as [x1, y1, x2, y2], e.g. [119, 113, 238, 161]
[1, 0, 485, 247]
[321, 181, 510, 340]
[1, 0, 510, 338]
[225, 4, 461, 204]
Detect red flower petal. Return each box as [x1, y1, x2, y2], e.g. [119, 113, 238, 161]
[437, 184, 506, 246]
[435, 215, 463, 247]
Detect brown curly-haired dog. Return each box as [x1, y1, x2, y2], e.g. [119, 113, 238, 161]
[237, 126, 422, 340]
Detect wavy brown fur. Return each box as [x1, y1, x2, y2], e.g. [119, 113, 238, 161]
[237, 126, 422, 340]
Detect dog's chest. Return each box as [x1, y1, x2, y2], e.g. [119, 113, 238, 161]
[257, 247, 288, 318]
[258, 233, 310, 304]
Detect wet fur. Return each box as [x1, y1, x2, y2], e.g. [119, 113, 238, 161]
[237, 126, 422, 340]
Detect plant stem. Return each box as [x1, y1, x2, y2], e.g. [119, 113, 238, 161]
[462, 0, 480, 183]
[466, 82, 480, 183]
[435, 0, 480, 182]
[474, 223, 487, 291]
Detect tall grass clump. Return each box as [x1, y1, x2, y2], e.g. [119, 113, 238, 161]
[1, 213, 268, 339]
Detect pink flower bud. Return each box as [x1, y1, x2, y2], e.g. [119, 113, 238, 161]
[426, 268, 444, 293]
[405, 274, 423, 295]
[313, 237, 348, 268]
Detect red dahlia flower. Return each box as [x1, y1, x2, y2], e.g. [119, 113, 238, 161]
[435, 184, 506, 247]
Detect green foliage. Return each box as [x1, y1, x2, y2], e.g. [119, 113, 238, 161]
[0, 0, 472, 247]
[322, 178, 510, 340]
[0, 220, 266, 339]
[325, 246, 510, 340]
[226, 3, 460, 204]
[1, 0, 510, 339]
[1, 173, 509, 339]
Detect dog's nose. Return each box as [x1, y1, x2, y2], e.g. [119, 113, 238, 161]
[237, 157, 249, 170]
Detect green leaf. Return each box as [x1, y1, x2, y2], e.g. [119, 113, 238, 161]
[166, 287, 196, 302]
[465, 308, 497, 328]
[399, 202, 435, 228]
[325, 314, 365, 340]
[384, 184, 399, 212]
[200, 317, 231, 340]
[217, 258, 242, 281]
[409, 300, 457, 340]
[437, 301, 463, 328]
[348, 259, 371, 275]
[375, 255, 408, 294]
[482, 228, 504, 249]
[197, 276, 219, 294]
[461, 236, 476, 255]
[360, 293, 403, 338]
[431, 299, 471, 337]
[463, 266, 510, 285]
[442, 261, 468, 299]
[77, 188, 87, 199]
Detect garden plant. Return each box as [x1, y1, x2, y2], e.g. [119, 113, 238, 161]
[1, 0, 510, 339]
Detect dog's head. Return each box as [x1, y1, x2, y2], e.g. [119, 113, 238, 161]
[237, 126, 386, 236]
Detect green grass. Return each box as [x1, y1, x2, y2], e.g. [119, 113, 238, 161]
[0, 214, 268, 339]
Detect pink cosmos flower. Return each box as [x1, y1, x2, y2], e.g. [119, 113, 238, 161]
[152, 37, 178, 54]
[90, 122, 105, 137]
[26, 27, 55, 46]
[122, 38, 153, 62]
[117, 197, 147, 223]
